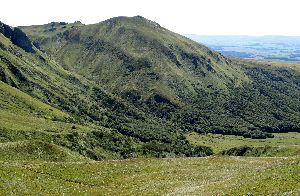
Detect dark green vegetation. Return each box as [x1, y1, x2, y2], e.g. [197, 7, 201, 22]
[1, 16, 300, 161]
[221, 145, 300, 157]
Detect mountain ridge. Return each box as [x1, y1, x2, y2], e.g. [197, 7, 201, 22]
[20, 16, 300, 136]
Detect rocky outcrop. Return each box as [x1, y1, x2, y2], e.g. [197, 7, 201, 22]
[11, 27, 35, 53]
[0, 22, 35, 53]
[0, 22, 13, 38]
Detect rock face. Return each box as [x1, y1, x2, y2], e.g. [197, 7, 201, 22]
[0, 22, 35, 53]
[11, 27, 35, 53]
[0, 22, 13, 38]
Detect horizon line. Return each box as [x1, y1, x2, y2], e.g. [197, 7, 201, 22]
[185, 34, 300, 37]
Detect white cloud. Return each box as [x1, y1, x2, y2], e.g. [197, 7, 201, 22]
[1, 0, 300, 35]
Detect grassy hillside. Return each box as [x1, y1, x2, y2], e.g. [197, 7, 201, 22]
[0, 76, 143, 160]
[0, 27, 214, 159]
[0, 27, 191, 142]
[0, 81, 68, 120]
[0, 156, 298, 195]
[0, 140, 89, 162]
[1, 79, 209, 160]
[20, 16, 300, 139]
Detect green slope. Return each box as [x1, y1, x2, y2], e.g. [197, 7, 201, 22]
[20, 16, 300, 138]
[0, 24, 214, 159]
[0, 73, 137, 161]
[0, 140, 89, 162]
[0, 27, 186, 142]
[21, 16, 249, 99]
[0, 81, 67, 120]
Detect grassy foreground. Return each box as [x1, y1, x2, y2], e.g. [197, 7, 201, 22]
[0, 156, 299, 195]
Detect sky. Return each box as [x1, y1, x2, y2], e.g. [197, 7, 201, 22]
[1, 0, 300, 36]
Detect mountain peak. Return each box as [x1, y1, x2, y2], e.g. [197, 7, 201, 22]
[133, 15, 161, 27]
[101, 15, 161, 29]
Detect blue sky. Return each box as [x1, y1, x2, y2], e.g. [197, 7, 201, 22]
[1, 0, 300, 35]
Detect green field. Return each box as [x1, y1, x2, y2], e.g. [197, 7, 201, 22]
[186, 132, 300, 155]
[0, 156, 299, 195]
